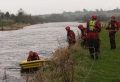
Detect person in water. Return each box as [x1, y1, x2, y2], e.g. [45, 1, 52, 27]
[27, 51, 40, 61]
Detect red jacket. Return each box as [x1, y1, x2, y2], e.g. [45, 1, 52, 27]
[108, 20, 119, 32]
[118, 21, 120, 28]
[79, 28, 87, 39]
[27, 52, 40, 61]
[86, 20, 101, 39]
[67, 30, 76, 43]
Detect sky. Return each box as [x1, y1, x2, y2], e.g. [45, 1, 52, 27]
[0, 0, 120, 15]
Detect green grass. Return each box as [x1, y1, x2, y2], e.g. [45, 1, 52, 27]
[73, 27, 120, 82]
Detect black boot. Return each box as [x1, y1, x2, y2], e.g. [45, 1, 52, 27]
[90, 53, 94, 59]
[98, 49, 100, 53]
[110, 39, 116, 50]
[109, 46, 115, 50]
[95, 52, 98, 59]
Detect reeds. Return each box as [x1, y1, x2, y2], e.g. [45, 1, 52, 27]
[22, 45, 76, 82]
[0, 23, 30, 31]
[23, 36, 86, 82]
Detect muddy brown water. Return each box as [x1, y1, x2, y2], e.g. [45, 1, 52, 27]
[0, 22, 85, 82]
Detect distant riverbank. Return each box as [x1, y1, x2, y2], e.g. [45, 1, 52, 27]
[0, 23, 30, 31]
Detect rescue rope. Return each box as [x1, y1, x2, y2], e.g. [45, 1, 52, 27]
[0, 67, 21, 70]
[83, 58, 95, 82]
[83, 50, 105, 82]
[7, 67, 21, 69]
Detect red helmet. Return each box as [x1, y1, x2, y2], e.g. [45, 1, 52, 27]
[29, 51, 33, 54]
[65, 26, 70, 30]
[92, 14, 97, 19]
[111, 15, 115, 19]
[78, 24, 83, 29]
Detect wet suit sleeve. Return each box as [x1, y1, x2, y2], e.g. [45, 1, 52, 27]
[34, 52, 40, 60]
[95, 21, 101, 33]
[27, 55, 31, 61]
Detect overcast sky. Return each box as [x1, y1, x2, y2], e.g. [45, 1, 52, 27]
[0, 0, 120, 15]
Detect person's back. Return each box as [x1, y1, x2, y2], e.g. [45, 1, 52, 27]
[86, 19, 101, 39]
[67, 30, 76, 43]
[27, 51, 40, 61]
[86, 14, 101, 59]
[78, 24, 87, 48]
[65, 26, 76, 44]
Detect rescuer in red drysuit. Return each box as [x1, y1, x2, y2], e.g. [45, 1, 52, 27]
[86, 14, 101, 59]
[27, 51, 40, 61]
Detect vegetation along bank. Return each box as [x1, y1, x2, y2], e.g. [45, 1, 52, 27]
[22, 27, 120, 82]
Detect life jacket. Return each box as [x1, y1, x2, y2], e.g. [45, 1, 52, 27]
[67, 30, 76, 43]
[88, 20, 101, 32]
[87, 20, 101, 39]
[80, 28, 87, 38]
[29, 52, 39, 61]
[30, 55, 37, 60]
[108, 20, 119, 31]
[89, 20, 96, 31]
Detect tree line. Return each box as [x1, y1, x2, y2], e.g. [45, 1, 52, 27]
[0, 8, 120, 27]
[40, 7, 120, 22]
[0, 8, 46, 27]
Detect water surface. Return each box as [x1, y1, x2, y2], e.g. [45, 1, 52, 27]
[0, 22, 85, 82]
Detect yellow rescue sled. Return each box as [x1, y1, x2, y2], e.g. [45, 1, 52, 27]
[19, 58, 49, 69]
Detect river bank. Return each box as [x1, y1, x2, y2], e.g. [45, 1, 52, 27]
[23, 26, 120, 82]
[0, 23, 30, 31]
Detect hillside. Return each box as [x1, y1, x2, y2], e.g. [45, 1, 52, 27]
[39, 9, 120, 22]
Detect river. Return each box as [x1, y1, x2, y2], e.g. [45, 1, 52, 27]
[0, 22, 85, 82]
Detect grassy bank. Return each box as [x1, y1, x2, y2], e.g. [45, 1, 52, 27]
[0, 19, 30, 31]
[23, 27, 120, 82]
[0, 23, 30, 31]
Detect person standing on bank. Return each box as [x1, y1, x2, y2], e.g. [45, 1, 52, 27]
[65, 26, 76, 47]
[106, 15, 119, 50]
[86, 14, 101, 59]
[78, 24, 87, 48]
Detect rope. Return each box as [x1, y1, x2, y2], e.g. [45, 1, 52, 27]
[83, 48, 105, 82]
[84, 59, 95, 82]
[0, 67, 21, 70]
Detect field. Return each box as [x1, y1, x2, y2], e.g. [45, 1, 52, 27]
[73, 27, 120, 82]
